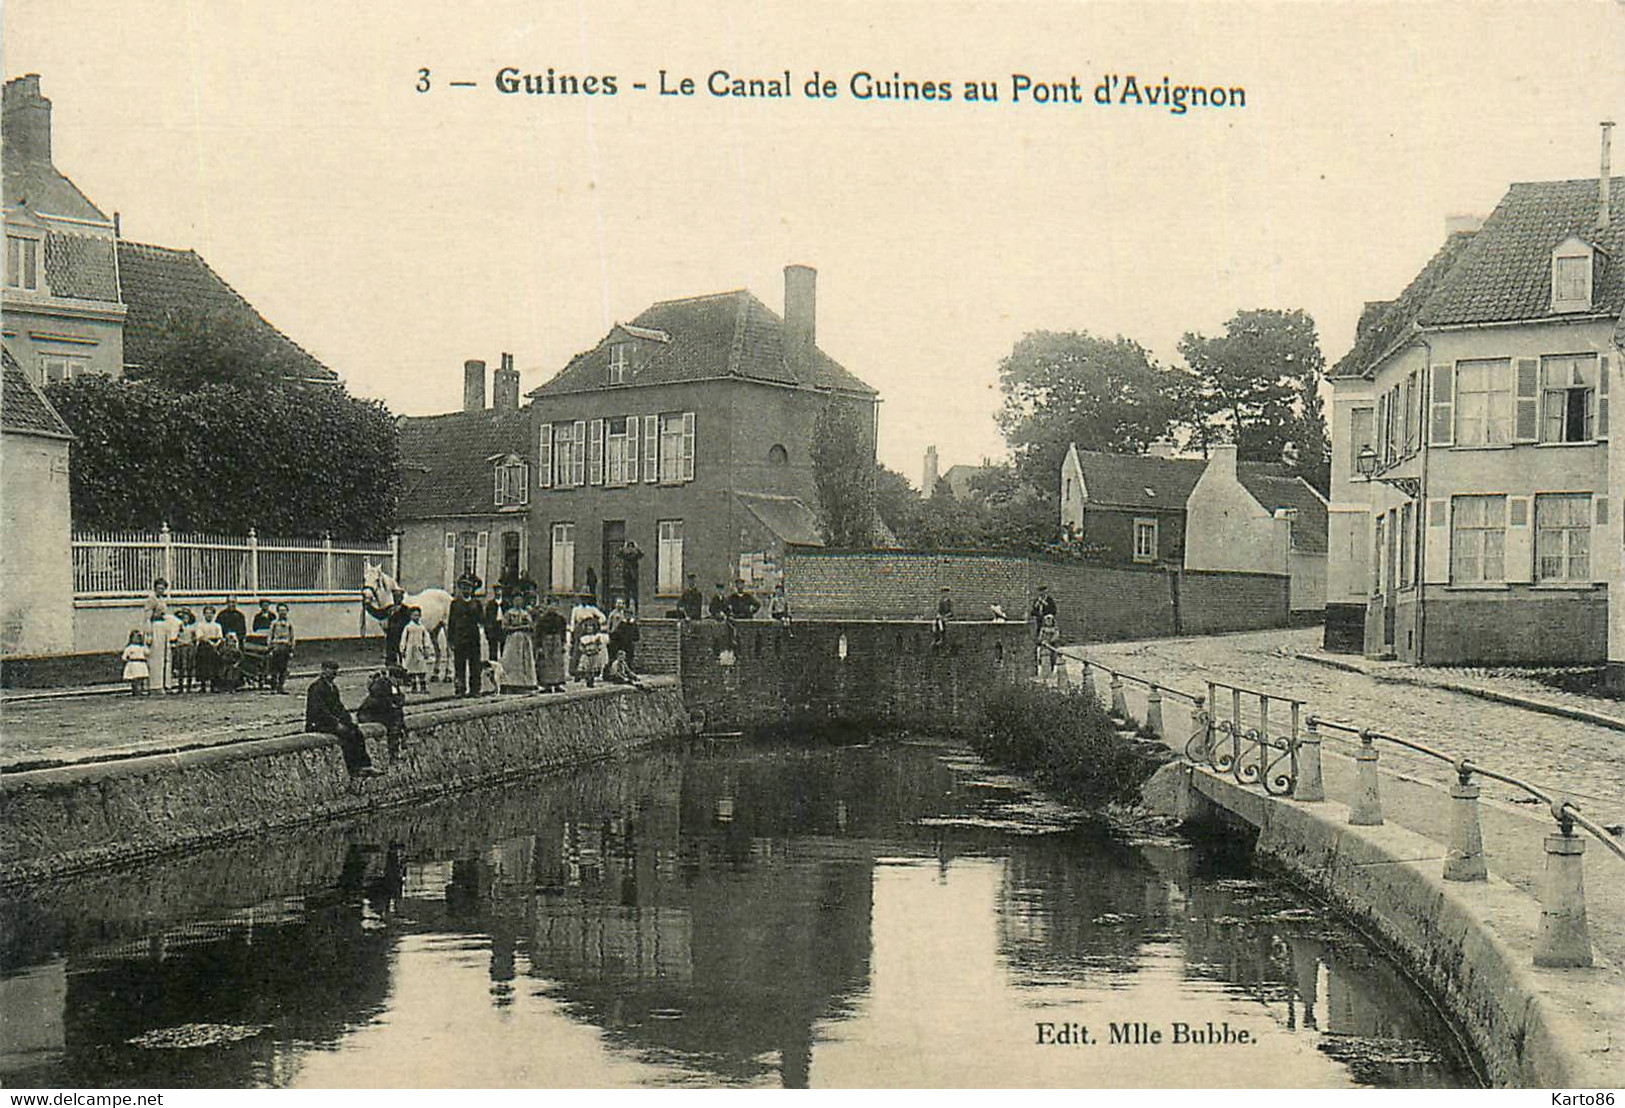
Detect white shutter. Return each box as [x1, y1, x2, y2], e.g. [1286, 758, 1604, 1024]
[571, 420, 586, 485]
[1429, 365, 1455, 446]
[1514, 358, 1539, 442]
[476, 530, 489, 587]
[493, 461, 503, 507]
[589, 418, 605, 485]
[643, 416, 659, 482]
[626, 415, 638, 479]
[443, 531, 456, 588]
[681, 411, 696, 481]
[1505, 495, 1533, 583]
[1595, 495, 1613, 583]
[1598, 354, 1611, 439]
[1423, 499, 1451, 584]
[1376, 392, 1389, 463]
[520, 463, 530, 506]
[538, 423, 553, 487]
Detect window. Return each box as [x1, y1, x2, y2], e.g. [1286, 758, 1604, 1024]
[1535, 493, 1591, 583]
[501, 531, 522, 579]
[1132, 518, 1158, 563]
[608, 343, 630, 385]
[457, 531, 480, 579]
[551, 421, 585, 487]
[5, 235, 39, 290]
[1454, 359, 1512, 446]
[1398, 502, 1414, 589]
[659, 411, 695, 483]
[1553, 255, 1591, 309]
[494, 456, 530, 507]
[550, 523, 576, 592]
[1350, 407, 1374, 471]
[657, 520, 684, 594]
[642, 416, 658, 482]
[40, 354, 88, 383]
[605, 416, 635, 486]
[1450, 494, 1506, 584]
[1541, 355, 1600, 443]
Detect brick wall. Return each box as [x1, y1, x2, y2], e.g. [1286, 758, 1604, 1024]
[677, 617, 1033, 735]
[1178, 571, 1292, 636]
[637, 618, 682, 675]
[784, 551, 1288, 644]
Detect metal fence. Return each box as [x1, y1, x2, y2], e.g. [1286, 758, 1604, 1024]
[1046, 643, 1621, 971]
[72, 526, 395, 599]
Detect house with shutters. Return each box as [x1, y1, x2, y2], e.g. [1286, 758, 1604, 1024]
[1328, 126, 1624, 664]
[526, 265, 878, 611]
[396, 354, 532, 591]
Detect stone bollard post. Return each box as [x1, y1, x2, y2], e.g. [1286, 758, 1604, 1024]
[1191, 695, 1210, 762]
[1443, 766, 1488, 882]
[1078, 660, 1091, 700]
[1056, 655, 1073, 691]
[1348, 730, 1384, 826]
[1294, 717, 1325, 802]
[1534, 810, 1592, 968]
[1109, 672, 1127, 719]
[1146, 685, 1165, 740]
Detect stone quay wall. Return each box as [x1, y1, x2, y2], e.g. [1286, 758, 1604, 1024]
[1146, 762, 1624, 1089]
[0, 680, 687, 886]
[677, 617, 1034, 735]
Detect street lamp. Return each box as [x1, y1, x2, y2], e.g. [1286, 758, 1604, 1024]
[1356, 444, 1377, 477]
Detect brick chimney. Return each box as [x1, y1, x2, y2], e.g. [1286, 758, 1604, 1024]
[3, 74, 52, 167]
[1444, 213, 1483, 236]
[1599, 120, 1615, 232]
[463, 359, 487, 412]
[1209, 441, 1238, 478]
[493, 352, 520, 412]
[1147, 438, 1177, 459]
[922, 445, 939, 495]
[784, 264, 816, 376]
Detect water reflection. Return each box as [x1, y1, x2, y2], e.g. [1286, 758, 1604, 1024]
[0, 743, 1476, 1089]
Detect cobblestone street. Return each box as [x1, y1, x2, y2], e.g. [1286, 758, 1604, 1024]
[1078, 627, 1625, 822]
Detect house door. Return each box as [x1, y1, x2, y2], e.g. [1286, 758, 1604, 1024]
[601, 520, 626, 606]
[1383, 513, 1398, 650]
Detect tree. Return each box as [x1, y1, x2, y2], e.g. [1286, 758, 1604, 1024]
[47, 374, 401, 538]
[1176, 308, 1329, 487]
[126, 309, 314, 392]
[874, 464, 920, 542]
[995, 331, 1181, 490]
[811, 398, 877, 547]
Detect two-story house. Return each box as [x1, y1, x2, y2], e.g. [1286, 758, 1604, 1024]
[1330, 128, 1623, 664]
[527, 265, 878, 611]
[396, 355, 533, 591]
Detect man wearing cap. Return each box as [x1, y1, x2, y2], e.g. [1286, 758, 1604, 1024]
[305, 661, 379, 777]
[448, 578, 484, 697]
[362, 586, 412, 667]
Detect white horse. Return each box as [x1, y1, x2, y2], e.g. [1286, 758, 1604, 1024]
[362, 561, 453, 681]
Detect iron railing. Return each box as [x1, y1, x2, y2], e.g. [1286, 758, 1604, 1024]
[1038, 641, 1621, 969]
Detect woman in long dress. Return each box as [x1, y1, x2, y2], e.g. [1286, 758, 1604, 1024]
[498, 599, 537, 692]
[143, 579, 176, 693]
[533, 597, 569, 693]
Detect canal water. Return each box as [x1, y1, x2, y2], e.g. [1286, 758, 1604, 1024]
[0, 740, 1477, 1089]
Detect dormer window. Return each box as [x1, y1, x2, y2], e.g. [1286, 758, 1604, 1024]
[1551, 236, 1594, 313]
[493, 454, 530, 508]
[5, 234, 40, 291]
[609, 342, 631, 385]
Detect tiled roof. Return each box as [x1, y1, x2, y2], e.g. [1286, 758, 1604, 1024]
[1417, 178, 1625, 327]
[1072, 448, 1290, 507]
[1329, 230, 1478, 379]
[942, 464, 995, 500]
[397, 408, 531, 520]
[734, 491, 826, 547]
[117, 241, 339, 383]
[43, 230, 119, 302]
[531, 289, 877, 397]
[1, 346, 74, 439]
[1236, 472, 1328, 553]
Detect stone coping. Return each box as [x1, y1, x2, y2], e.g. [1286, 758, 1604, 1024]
[0, 676, 682, 790]
[1151, 762, 1625, 1088]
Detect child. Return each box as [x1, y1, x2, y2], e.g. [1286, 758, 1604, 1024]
[193, 605, 224, 693]
[769, 583, 792, 629]
[606, 649, 643, 688]
[267, 603, 296, 694]
[576, 616, 609, 688]
[171, 609, 197, 693]
[121, 629, 150, 696]
[217, 632, 244, 692]
[1037, 613, 1061, 682]
[357, 666, 409, 760]
[400, 606, 431, 693]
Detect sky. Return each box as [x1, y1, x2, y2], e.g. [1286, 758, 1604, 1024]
[7, 1, 1624, 483]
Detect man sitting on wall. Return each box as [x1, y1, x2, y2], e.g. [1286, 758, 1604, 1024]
[305, 661, 380, 778]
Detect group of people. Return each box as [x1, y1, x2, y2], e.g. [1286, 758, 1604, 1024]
[670, 573, 790, 625]
[926, 581, 1064, 677]
[121, 580, 296, 696]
